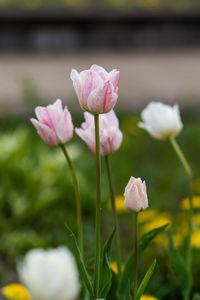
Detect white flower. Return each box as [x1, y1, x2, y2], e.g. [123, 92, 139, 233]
[138, 102, 183, 140]
[18, 247, 80, 300]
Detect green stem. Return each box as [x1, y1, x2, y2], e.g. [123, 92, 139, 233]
[60, 144, 83, 255]
[169, 136, 193, 295]
[170, 137, 192, 178]
[133, 212, 138, 300]
[105, 155, 121, 276]
[187, 182, 193, 278]
[94, 114, 101, 297]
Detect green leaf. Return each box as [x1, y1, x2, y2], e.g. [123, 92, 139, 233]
[136, 259, 156, 300]
[65, 224, 94, 298]
[168, 233, 190, 300]
[80, 284, 90, 300]
[138, 224, 168, 263]
[107, 271, 120, 300]
[118, 224, 168, 298]
[99, 228, 116, 298]
[127, 280, 132, 300]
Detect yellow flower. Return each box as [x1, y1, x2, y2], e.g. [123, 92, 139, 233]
[181, 196, 200, 210]
[138, 209, 157, 223]
[153, 232, 168, 249]
[108, 195, 127, 213]
[2, 284, 31, 300]
[191, 231, 200, 249]
[141, 295, 158, 300]
[110, 261, 124, 274]
[194, 213, 200, 226]
[173, 233, 184, 247]
[143, 213, 171, 233]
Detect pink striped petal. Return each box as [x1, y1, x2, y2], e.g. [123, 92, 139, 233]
[109, 70, 120, 93]
[30, 118, 58, 146]
[56, 108, 73, 144]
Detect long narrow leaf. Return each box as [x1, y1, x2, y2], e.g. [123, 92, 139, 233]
[138, 224, 168, 263]
[99, 228, 116, 298]
[136, 259, 156, 300]
[107, 270, 120, 300]
[168, 233, 190, 300]
[66, 224, 94, 298]
[118, 224, 168, 298]
[127, 280, 132, 300]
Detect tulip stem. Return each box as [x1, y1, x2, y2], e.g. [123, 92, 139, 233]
[105, 155, 121, 276]
[133, 212, 138, 300]
[94, 114, 101, 297]
[60, 144, 83, 255]
[169, 136, 193, 293]
[169, 137, 192, 178]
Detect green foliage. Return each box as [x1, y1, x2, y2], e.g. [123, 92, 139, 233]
[168, 233, 190, 299]
[99, 228, 116, 298]
[66, 225, 94, 298]
[1, 113, 200, 299]
[118, 224, 167, 298]
[136, 259, 156, 300]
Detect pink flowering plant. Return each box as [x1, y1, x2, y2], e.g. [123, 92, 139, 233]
[1, 65, 196, 300]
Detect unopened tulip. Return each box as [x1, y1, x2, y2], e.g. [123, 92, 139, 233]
[75, 110, 123, 156]
[70, 64, 119, 114]
[124, 177, 148, 212]
[30, 99, 73, 146]
[18, 247, 80, 300]
[138, 102, 183, 140]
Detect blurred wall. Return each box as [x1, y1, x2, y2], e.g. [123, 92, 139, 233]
[0, 3, 200, 115]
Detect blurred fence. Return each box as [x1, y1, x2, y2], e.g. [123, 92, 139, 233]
[0, 8, 200, 51]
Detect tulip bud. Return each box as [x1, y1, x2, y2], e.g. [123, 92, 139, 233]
[30, 99, 73, 146]
[70, 64, 119, 114]
[138, 102, 183, 140]
[124, 177, 148, 212]
[18, 247, 80, 300]
[75, 110, 123, 156]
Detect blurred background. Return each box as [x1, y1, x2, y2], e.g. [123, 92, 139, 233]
[1, 1, 200, 299]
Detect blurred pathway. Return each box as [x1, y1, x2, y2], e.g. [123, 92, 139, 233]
[1, 49, 200, 113]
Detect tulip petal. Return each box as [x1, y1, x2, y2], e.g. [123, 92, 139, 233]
[75, 127, 96, 154]
[70, 69, 83, 103]
[56, 108, 74, 144]
[90, 64, 108, 81]
[109, 70, 120, 93]
[79, 70, 103, 103]
[87, 81, 117, 114]
[30, 118, 58, 146]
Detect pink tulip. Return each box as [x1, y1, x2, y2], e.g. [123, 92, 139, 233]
[75, 110, 123, 156]
[30, 99, 73, 146]
[70, 64, 119, 114]
[124, 177, 148, 212]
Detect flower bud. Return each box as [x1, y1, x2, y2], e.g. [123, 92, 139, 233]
[124, 177, 148, 212]
[75, 110, 122, 156]
[18, 247, 80, 300]
[138, 102, 183, 140]
[70, 64, 119, 114]
[30, 99, 73, 146]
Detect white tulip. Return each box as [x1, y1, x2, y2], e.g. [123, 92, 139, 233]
[138, 102, 183, 140]
[18, 247, 80, 300]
